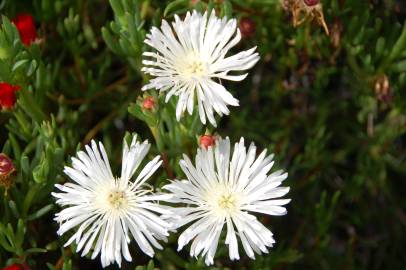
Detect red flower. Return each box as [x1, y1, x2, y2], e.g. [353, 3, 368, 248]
[12, 13, 37, 46]
[0, 83, 20, 110]
[199, 135, 216, 149]
[2, 263, 30, 270]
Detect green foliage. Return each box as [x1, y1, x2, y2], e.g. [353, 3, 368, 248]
[0, 0, 405, 269]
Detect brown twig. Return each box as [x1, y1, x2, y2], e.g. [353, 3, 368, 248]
[48, 74, 129, 105]
[55, 248, 72, 270]
[82, 110, 119, 145]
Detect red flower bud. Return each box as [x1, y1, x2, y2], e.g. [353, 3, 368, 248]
[303, 0, 320, 7]
[0, 83, 20, 110]
[199, 135, 216, 149]
[12, 13, 37, 46]
[142, 97, 156, 110]
[239, 17, 256, 38]
[0, 154, 16, 189]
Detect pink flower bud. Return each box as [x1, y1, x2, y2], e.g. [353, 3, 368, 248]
[142, 97, 155, 110]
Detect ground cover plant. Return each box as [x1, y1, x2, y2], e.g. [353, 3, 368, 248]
[0, 0, 405, 269]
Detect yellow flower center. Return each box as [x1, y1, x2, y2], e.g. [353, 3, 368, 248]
[218, 193, 236, 210]
[206, 185, 240, 217]
[177, 53, 207, 79]
[107, 190, 127, 209]
[186, 60, 205, 75]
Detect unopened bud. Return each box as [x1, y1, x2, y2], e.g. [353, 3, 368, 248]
[239, 18, 256, 38]
[0, 154, 16, 189]
[374, 75, 392, 104]
[199, 135, 216, 149]
[142, 97, 155, 110]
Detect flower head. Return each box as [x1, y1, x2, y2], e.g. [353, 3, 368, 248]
[53, 135, 172, 268]
[142, 11, 259, 126]
[163, 137, 290, 265]
[0, 83, 20, 110]
[12, 13, 37, 46]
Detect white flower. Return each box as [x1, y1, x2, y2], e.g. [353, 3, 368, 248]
[52, 136, 172, 268]
[142, 11, 260, 127]
[163, 137, 290, 265]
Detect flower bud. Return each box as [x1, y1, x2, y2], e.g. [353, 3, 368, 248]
[239, 17, 256, 38]
[142, 96, 156, 110]
[0, 154, 16, 189]
[374, 75, 392, 104]
[199, 135, 216, 149]
[12, 13, 37, 46]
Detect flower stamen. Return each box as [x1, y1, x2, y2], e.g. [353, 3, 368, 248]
[218, 193, 236, 210]
[107, 190, 127, 209]
[178, 57, 207, 79]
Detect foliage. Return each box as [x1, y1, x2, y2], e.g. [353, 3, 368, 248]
[0, 0, 405, 269]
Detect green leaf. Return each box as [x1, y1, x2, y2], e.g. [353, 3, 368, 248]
[102, 27, 121, 54]
[26, 247, 47, 253]
[375, 37, 385, 57]
[147, 260, 154, 270]
[12, 59, 29, 72]
[62, 259, 72, 270]
[388, 23, 406, 62]
[20, 155, 30, 175]
[9, 133, 21, 159]
[23, 184, 41, 216]
[83, 23, 98, 49]
[392, 60, 406, 73]
[26, 59, 38, 76]
[0, 229, 14, 252]
[15, 219, 26, 248]
[221, 0, 233, 18]
[109, 0, 125, 18]
[164, 0, 189, 17]
[27, 204, 54, 221]
[8, 200, 20, 219]
[18, 87, 47, 123]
